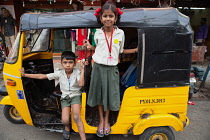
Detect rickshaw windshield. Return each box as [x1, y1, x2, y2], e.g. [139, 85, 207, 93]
[6, 33, 21, 63]
[24, 29, 50, 53]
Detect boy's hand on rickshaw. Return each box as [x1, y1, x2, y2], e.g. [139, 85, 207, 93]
[80, 59, 89, 70]
[19, 68, 25, 77]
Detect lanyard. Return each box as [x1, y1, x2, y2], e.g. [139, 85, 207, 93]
[67, 77, 70, 92]
[104, 28, 114, 56]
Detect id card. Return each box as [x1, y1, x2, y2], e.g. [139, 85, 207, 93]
[108, 56, 113, 65]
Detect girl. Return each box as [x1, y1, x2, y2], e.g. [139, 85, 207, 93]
[83, 0, 137, 137]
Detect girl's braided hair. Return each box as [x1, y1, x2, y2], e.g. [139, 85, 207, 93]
[94, 0, 123, 24]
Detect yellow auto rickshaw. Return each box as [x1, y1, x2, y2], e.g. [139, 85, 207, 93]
[0, 7, 192, 140]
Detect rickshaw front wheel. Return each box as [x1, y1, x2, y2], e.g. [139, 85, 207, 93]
[3, 105, 25, 124]
[139, 126, 175, 140]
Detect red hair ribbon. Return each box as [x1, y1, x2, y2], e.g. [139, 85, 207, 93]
[94, 8, 101, 17]
[116, 8, 123, 15]
[94, 8, 123, 17]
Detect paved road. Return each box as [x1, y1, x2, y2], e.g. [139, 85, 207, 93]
[0, 101, 210, 140]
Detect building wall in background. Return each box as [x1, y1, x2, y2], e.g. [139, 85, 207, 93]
[190, 8, 210, 55]
[0, 5, 16, 19]
[190, 8, 210, 26]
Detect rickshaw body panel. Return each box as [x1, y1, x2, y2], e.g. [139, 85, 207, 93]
[71, 93, 96, 133]
[0, 95, 13, 105]
[22, 52, 52, 61]
[132, 114, 183, 135]
[2, 31, 54, 126]
[2, 33, 34, 126]
[72, 86, 189, 134]
[118, 86, 189, 134]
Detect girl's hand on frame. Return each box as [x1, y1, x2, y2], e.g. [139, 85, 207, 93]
[83, 39, 92, 50]
[83, 39, 90, 47]
[19, 67, 25, 77]
[135, 47, 138, 53]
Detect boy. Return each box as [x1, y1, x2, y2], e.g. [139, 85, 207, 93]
[20, 51, 86, 140]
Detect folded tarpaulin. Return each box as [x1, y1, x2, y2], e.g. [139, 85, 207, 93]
[20, 8, 191, 31]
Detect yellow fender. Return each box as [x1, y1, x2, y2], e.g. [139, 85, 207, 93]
[185, 117, 190, 127]
[133, 114, 184, 135]
[0, 96, 13, 105]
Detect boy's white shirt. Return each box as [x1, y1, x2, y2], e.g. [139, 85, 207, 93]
[92, 26, 125, 66]
[47, 68, 82, 98]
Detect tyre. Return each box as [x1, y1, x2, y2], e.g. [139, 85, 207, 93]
[139, 126, 175, 140]
[3, 105, 25, 124]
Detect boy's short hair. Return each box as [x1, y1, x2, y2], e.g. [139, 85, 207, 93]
[61, 51, 77, 62]
[1, 7, 6, 10]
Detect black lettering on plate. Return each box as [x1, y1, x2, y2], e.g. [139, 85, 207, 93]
[140, 99, 166, 104]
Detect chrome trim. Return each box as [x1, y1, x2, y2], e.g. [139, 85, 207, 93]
[140, 33, 145, 84]
[3, 72, 21, 79]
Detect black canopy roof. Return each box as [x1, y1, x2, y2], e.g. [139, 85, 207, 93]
[20, 7, 192, 31]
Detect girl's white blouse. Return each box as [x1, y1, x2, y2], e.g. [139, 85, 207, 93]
[92, 27, 125, 66]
